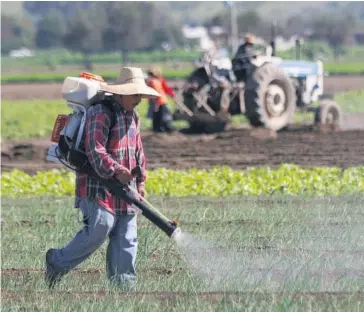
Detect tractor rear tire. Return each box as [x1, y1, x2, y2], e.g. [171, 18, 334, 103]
[244, 63, 296, 130]
[314, 99, 342, 131]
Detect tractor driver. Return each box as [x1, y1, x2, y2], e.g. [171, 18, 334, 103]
[235, 34, 255, 58]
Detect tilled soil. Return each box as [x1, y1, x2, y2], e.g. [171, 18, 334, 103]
[2, 127, 364, 174]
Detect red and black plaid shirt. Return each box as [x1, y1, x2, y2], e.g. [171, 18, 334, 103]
[75, 103, 146, 215]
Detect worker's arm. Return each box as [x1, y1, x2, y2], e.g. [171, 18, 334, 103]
[161, 78, 175, 97]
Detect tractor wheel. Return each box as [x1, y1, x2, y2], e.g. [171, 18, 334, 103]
[244, 63, 296, 130]
[314, 100, 342, 131]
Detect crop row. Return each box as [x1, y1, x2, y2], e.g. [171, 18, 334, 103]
[2, 165, 363, 198]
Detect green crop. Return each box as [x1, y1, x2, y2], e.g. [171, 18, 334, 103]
[2, 165, 363, 198]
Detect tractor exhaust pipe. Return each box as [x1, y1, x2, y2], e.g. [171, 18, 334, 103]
[295, 38, 301, 60]
[270, 21, 277, 57]
[89, 167, 181, 238]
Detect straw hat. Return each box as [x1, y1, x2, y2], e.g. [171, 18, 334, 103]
[100, 67, 160, 98]
[148, 66, 163, 78]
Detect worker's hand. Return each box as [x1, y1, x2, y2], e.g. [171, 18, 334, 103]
[114, 168, 133, 184]
[137, 183, 146, 199]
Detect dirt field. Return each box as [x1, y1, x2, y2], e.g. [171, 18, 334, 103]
[2, 76, 364, 100]
[2, 76, 364, 173]
[2, 127, 364, 174]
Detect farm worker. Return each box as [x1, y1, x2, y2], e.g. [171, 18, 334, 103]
[146, 66, 176, 133]
[235, 34, 256, 57]
[45, 67, 160, 289]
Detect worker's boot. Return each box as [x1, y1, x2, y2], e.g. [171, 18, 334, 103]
[45, 249, 67, 289]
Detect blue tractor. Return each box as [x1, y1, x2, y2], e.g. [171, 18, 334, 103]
[174, 39, 342, 133]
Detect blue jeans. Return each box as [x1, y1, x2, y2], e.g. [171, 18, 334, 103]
[48, 198, 138, 286]
[147, 101, 155, 119]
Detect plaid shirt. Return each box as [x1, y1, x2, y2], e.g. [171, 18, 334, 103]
[75, 103, 147, 215]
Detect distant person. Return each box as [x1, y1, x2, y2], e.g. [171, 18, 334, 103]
[235, 34, 256, 58]
[147, 67, 176, 133]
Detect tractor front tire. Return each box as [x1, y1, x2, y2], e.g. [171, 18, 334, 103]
[244, 63, 296, 130]
[314, 99, 342, 132]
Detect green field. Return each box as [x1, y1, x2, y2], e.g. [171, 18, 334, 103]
[0, 67, 193, 84]
[323, 62, 364, 75]
[2, 44, 364, 78]
[0, 98, 189, 140]
[2, 195, 364, 311]
[0, 49, 202, 70]
[2, 90, 363, 141]
[1, 61, 363, 84]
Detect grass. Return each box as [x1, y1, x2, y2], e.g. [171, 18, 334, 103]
[2, 195, 364, 311]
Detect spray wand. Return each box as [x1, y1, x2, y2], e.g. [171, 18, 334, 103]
[91, 166, 181, 239]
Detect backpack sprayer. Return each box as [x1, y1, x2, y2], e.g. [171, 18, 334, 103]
[47, 72, 181, 239]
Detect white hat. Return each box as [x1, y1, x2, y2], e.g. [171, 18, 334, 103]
[100, 67, 160, 98]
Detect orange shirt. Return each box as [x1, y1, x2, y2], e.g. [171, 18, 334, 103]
[147, 77, 175, 106]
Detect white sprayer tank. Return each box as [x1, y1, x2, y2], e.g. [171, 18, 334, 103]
[47, 74, 106, 164]
[61, 77, 102, 107]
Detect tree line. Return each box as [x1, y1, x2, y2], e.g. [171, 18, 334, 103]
[205, 8, 358, 59]
[2, 1, 360, 61]
[2, 2, 185, 57]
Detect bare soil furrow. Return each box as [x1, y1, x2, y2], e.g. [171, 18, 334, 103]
[2, 129, 364, 174]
